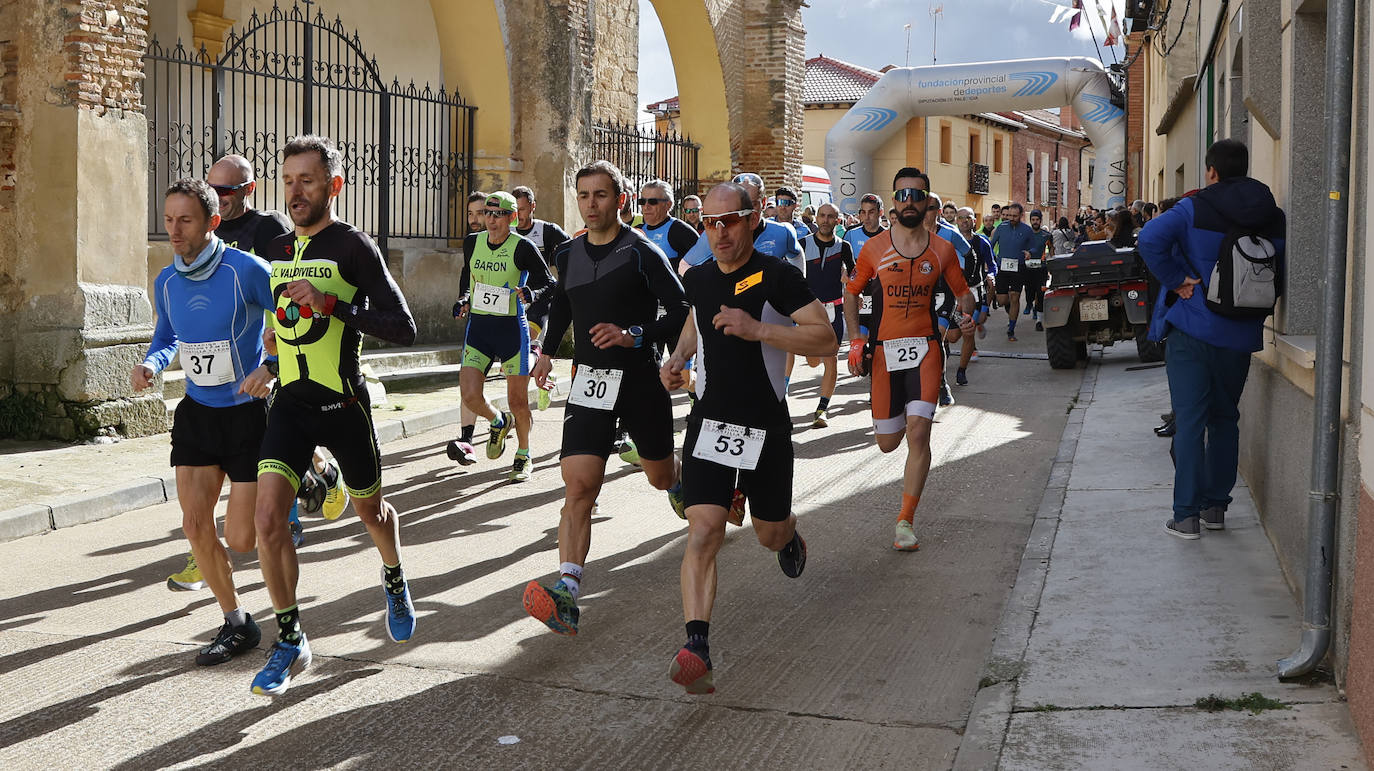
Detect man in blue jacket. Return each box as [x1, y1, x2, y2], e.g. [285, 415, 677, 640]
[1137, 139, 1286, 539]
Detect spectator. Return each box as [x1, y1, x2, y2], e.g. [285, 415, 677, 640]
[1137, 138, 1286, 540]
[1051, 216, 1076, 255]
[1108, 208, 1137, 247]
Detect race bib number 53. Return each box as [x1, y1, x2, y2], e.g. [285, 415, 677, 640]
[882, 337, 928, 372]
[568, 366, 623, 410]
[181, 339, 234, 386]
[692, 419, 766, 470]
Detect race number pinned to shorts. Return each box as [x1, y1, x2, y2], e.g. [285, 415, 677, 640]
[692, 419, 766, 470]
[825, 303, 837, 322]
[568, 366, 623, 410]
[180, 339, 234, 387]
[860, 294, 874, 315]
[1000, 258, 1020, 273]
[882, 336, 928, 372]
[1025, 258, 1043, 269]
[473, 282, 512, 315]
[934, 293, 947, 309]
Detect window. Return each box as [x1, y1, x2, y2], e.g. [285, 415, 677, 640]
[939, 123, 952, 165]
[993, 135, 1004, 173]
[969, 130, 981, 166]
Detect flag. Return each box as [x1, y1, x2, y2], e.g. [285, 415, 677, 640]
[1069, 0, 1083, 31]
[1104, 5, 1121, 45]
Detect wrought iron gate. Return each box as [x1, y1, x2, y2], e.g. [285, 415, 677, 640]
[592, 120, 700, 218]
[143, 2, 475, 250]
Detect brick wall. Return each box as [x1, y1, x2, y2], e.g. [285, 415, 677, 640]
[736, 0, 805, 191]
[1008, 123, 1087, 224]
[1124, 30, 1145, 202]
[60, 1, 148, 115]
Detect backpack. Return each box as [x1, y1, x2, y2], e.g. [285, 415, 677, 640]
[1185, 202, 1283, 320]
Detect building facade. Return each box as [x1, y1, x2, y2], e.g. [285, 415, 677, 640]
[1002, 108, 1090, 224]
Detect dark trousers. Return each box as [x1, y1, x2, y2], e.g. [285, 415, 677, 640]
[1165, 328, 1252, 520]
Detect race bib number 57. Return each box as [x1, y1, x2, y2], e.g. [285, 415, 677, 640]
[473, 282, 512, 315]
[692, 420, 766, 470]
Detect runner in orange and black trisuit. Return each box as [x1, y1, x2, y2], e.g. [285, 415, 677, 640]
[842, 167, 976, 552]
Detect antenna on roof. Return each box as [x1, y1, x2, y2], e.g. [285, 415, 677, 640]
[929, 4, 944, 65]
[904, 24, 912, 67]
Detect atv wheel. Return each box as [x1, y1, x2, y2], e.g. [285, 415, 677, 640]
[1134, 324, 1165, 363]
[1046, 326, 1078, 369]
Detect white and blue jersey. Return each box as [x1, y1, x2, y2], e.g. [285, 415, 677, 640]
[143, 246, 275, 408]
[843, 226, 885, 258]
[637, 216, 700, 273]
[684, 219, 804, 273]
[935, 219, 973, 267]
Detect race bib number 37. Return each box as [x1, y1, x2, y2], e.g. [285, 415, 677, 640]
[568, 366, 623, 410]
[692, 419, 766, 471]
[181, 339, 234, 386]
[474, 282, 512, 315]
[882, 336, 928, 372]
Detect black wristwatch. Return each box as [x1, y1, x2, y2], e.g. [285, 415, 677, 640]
[264, 359, 279, 377]
[628, 325, 644, 349]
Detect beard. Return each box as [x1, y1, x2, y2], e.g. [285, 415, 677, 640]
[290, 195, 331, 229]
[896, 207, 924, 229]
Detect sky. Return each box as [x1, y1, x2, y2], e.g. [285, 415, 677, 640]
[636, 0, 1128, 125]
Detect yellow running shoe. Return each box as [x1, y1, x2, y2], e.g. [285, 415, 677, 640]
[167, 552, 205, 591]
[320, 460, 350, 521]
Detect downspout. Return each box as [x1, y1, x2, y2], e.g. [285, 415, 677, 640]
[1277, 0, 1357, 680]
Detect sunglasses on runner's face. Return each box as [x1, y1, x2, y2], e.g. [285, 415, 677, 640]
[484, 209, 511, 218]
[776, 198, 796, 207]
[211, 181, 251, 195]
[637, 197, 669, 206]
[683, 208, 700, 214]
[893, 188, 930, 203]
[702, 210, 754, 229]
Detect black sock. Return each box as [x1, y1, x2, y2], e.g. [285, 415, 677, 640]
[686, 620, 709, 653]
[460, 424, 475, 443]
[383, 562, 406, 595]
[275, 605, 302, 644]
[817, 396, 830, 411]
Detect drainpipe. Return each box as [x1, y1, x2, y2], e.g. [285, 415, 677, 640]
[1277, 0, 1357, 680]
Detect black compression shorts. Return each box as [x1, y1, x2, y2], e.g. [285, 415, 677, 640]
[680, 416, 793, 522]
[560, 362, 674, 462]
[259, 384, 382, 497]
[170, 397, 267, 483]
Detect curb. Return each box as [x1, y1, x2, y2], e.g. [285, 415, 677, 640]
[1, 378, 569, 542]
[952, 354, 1101, 771]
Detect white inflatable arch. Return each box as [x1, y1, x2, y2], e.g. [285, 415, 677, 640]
[825, 57, 1126, 214]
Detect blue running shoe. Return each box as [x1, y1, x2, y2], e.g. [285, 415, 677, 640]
[382, 568, 416, 643]
[251, 635, 311, 696]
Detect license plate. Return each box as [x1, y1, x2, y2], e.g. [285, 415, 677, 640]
[1079, 298, 1109, 322]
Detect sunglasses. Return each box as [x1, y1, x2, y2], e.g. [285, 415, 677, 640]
[210, 181, 251, 195]
[701, 209, 754, 229]
[637, 197, 670, 206]
[893, 188, 930, 203]
[683, 207, 700, 214]
[775, 198, 796, 207]
[483, 209, 511, 218]
[732, 173, 764, 188]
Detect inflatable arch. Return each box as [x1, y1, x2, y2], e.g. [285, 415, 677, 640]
[825, 57, 1126, 214]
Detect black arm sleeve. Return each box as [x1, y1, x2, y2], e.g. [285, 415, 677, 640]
[544, 223, 571, 260]
[457, 233, 478, 304]
[841, 241, 855, 273]
[514, 238, 556, 306]
[330, 233, 418, 346]
[256, 211, 294, 257]
[540, 246, 573, 357]
[639, 244, 689, 346]
[668, 219, 699, 257]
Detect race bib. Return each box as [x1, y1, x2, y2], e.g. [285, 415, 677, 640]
[181, 339, 234, 386]
[825, 303, 837, 322]
[882, 336, 928, 372]
[1000, 258, 1020, 273]
[568, 366, 623, 410]
[935, 293, 947, 309]
[473, 282, 512, 315]
[860, 294, 874, 315]
[1025, 258, 1043, 269]
[692, 419, 766, 470]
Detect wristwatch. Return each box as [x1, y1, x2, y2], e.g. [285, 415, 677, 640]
[628, 325, 644, 349]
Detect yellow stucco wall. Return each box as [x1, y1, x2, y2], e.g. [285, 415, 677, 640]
[650, 0, 732, 182]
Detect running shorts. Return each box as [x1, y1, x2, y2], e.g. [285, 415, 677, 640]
[462, 313, 532, 376]
[870, 335, 944, 431]
[560, 362, 675, 462]
[997, 270, 1027, 294]
[170, 396, 266, 483]
[680, 415, 793, 522]
[258, 383, 383, 498]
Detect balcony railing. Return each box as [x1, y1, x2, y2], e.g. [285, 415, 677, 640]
[968, 163, 990, 195]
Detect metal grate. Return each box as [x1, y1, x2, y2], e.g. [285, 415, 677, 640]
[591, 120, 700, 218]
[968, 162, 990, 195]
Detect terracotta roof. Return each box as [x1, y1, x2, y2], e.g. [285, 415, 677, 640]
[804, 54, 883, 104]
[644, 95, 679, 114]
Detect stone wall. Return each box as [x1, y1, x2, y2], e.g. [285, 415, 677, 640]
[590, 0, 639, 125]
[735, 0, 805, 190]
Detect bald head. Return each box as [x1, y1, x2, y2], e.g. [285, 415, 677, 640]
[207, 154, 256, 221]
[814, 202, 839, 238]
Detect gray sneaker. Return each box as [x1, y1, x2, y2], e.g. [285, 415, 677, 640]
[1165, 516, 1201, 540]
[1200, 506, 1225, 530]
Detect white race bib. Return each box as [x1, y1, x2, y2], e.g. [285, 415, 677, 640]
[935, 293, 947, 309]
[1000, 258, 1020, 273]
[692, 420, 766, 470]
[860, 294, 874, 315]
[825, 303, 837, 322]
[882, 336, 928, 372]
[568, 366, 623, 410]
[1025, 258, 1044, 269]
[473, 282, 512, 315]
[181, 339, 234, 387]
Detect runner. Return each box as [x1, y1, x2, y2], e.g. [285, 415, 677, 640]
[521, 160, 690, 636]
[250, 135, 419, 696]
[953, 206, 996, 386]
[134, 178, 276, 665]
[636, 179, 699, 274]
[773, 186, 813, 237]
[925, 193, 973, 407]
[1024, 209, 1053, 331]
[512, 185, 572, 263]
[453, 191, 556, 482]
[681, 194, 705, 234]
[448, 190, 490, 467]
[800, 202, 854, 427]
[842, 168, 976, 551]
[661, 181, 837, 694]
[989, 202, 1036, 341]
[843, 193, 887, 341]
[682, 173, 803, 273]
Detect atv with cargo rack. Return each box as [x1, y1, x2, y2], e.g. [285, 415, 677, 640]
[1040, 240, 1163, 369]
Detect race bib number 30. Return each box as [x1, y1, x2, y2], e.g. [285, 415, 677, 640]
[1000, 258, 1020, 273]
[181, 339, 234, 386]
[882, 336, 928, 372]
[474, 282, 512, 315]
[692, 419, 766, 470]
[568, 366, 623, 410]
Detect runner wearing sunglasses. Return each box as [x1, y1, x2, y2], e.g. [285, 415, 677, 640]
[843, 168, 977, 552]
[636, 180, 700, 275]
[681, 173, 804, 274]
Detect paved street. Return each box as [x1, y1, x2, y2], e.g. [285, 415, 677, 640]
[0, 336, 1081, 768]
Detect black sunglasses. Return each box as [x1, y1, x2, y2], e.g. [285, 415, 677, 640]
[637, 197, 670, 206]
[210, 181, 251, 195]
[893, 188, 930, 203]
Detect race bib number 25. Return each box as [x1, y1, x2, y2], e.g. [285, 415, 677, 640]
[882, 336, 928, 372]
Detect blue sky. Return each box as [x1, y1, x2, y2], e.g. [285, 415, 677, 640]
[636, 0, 1127, 124]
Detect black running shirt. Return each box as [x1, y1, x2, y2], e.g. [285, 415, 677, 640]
[216, 208, 292, 257]
[683, 250, 816, 428]
[516, 219, 572, 262]
[801, 234, 854, 303]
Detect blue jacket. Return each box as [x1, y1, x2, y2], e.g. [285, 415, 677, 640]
[684, 219, 803, 272]
[1137, 177, 1286, 352]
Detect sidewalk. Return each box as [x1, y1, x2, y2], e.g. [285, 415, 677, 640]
[0, 361, 573, 542]
[956, 350, 1366, 770]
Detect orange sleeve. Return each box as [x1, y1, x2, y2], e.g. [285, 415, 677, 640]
[845, 240, 877, 296]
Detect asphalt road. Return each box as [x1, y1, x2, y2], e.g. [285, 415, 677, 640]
[0, 337, 1083, 769]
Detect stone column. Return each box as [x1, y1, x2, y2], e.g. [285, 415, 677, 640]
[735, 0, 806, 191]
[0, 0, 163, 440]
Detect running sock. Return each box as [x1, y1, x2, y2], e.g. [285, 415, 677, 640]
[817, 396, 831, 412]
[383, 562, 406, 596]
[516, 447, 530, 459]
[288, 501, 301, 526]
[275, 605, 302, 644]
[558, 562, 584, 600]
[460, 424, 475, 443]
[225, 608, 248, 628]
[686, 619, 710, 652]
[898, 494, 919, 524]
